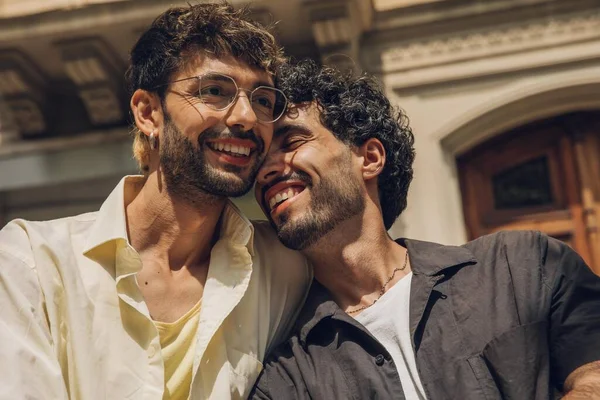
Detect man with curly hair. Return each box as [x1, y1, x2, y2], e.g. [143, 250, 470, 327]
[0, 3, 311, 400]
[250, 60, 600, 399]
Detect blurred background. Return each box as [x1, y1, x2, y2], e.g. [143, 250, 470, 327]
[0, 0, 599, 273]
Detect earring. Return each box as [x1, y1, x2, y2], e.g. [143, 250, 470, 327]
[149, 130, 158, 150]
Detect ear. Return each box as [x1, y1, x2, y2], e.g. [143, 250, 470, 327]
[359, 138, 385, 181]
[130, 89, 164, 138]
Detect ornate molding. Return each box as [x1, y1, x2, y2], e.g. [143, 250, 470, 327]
[57, 37, 125, 127]
[303, 0, 373, 71]
[0, 51, 47, 138]
[373, 11, 600, 73]
[312, 17, 353, 48]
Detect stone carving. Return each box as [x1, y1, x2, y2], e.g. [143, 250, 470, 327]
[312, 17, 352, 47]
[377, 11, 600, 71]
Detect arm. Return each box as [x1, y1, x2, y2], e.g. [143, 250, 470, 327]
[248, 374, 273, 400]
[0, 246, 69, 399]
[248, 359, 304, 400]
[248, 342, 310, 400]
[543, 236, 600, 396]
[562, 361, 600, 399]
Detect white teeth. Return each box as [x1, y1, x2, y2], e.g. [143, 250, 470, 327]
[210, 143, 251, 156]
[233, 146, 250, 155]
[268, 188, 303, 210]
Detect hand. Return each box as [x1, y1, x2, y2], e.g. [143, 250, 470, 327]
[563, 361, 600, 399]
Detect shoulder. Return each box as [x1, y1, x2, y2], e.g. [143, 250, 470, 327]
[464, 230, 588, 288]
[0, 213, 97, 267]
[252, 220, 291, 250]
[464, 230, 544, 253]
[250, 218, 312, 294]
[465, 230, 576, 266]
[249, 221, 313, 349]
[0, 219, 37, 267]
[463, 230, 549, 268]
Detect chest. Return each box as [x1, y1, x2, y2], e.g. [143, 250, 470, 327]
[47, 261, 267, 400]
[412, 268, 553, 399]
[355, 275, 412, 346]
[137, 261, 209, 323]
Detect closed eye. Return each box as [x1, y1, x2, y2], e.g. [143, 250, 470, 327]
[281, 138, 306, 150]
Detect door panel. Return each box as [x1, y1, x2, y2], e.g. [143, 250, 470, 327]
[457, 112, 600, 275]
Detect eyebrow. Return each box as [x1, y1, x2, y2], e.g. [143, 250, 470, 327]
[183, 71, 273, 89]
[274, 123, 312, 139]
[203, 73, 274, 88]
[202, 74, 232, 83]
[253, 80, 275, 89]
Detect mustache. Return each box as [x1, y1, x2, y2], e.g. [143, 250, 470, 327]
[260, 171, 312, 207]
[199, 127, 264, 153]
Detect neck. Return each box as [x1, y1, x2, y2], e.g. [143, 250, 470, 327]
[125, 172, 226, 271]
[303, 207, 409, 313]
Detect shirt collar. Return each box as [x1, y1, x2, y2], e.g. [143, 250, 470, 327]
[83, 175, 255, 265]
[399, 238, 476, 276]
[83, 175, 139, 258]
[296, 238, 476, 345]
[218, 201, 255, 258]
[297, 281, 338, 345]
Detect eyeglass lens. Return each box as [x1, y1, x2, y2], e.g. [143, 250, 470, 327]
[198, 73, 286, 122]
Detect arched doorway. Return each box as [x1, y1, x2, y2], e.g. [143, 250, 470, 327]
[457, 111, 600, 274]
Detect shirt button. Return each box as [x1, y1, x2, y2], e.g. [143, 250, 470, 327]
[375, 354, 385, 366]
[148, 345, 157, 358]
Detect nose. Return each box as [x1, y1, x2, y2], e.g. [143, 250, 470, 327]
[224, 92, 258, 132]
[257, 149, 286, 188]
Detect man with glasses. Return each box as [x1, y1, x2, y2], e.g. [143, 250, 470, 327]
[0, 4, 310, 400]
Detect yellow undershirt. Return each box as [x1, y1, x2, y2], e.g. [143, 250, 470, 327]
[154, 300, 202, 400]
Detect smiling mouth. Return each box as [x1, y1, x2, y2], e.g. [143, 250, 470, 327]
[206, 142, 253, 157]
[266, 185, 306, 212]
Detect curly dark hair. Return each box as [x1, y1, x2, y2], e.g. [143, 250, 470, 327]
[126, 2, 286, 172]
[126, 2, 284, 95]
[277, 60, 415, 229]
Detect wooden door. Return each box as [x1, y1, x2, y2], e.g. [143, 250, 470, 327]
[457, 112, 600, 274]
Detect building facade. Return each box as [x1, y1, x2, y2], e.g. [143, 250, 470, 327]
[1, 0, 599, 273]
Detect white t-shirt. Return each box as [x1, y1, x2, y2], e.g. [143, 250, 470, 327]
[355, 272, 427, 400]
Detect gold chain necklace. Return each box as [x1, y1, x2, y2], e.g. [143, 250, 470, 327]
[347, 251, 409, 315]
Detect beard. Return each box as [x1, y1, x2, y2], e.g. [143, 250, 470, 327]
[159, 115, 264, 203]
[271, 152, 365, 250]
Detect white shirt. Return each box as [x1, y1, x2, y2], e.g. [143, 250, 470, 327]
[0, 176, 311, 400]
[355, 272, 427, 400]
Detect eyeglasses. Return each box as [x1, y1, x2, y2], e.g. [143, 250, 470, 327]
[158, 72, 288, 123]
